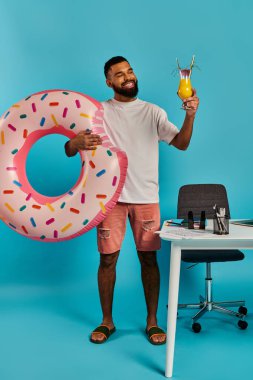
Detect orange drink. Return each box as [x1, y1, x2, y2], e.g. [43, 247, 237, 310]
[176, 55, 195, 100]
[178, 70, 193, 100]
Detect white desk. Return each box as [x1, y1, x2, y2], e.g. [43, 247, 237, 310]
[159, 220, 253, 378]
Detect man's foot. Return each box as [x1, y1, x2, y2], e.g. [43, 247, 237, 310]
[90, 324, 116, 344]
[145, 326, 166, 345]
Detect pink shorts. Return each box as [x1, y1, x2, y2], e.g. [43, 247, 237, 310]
[97, 202, 161, 254]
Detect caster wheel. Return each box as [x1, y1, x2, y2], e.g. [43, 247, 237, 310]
[238, 320, 248, 330]
[238, 306, 248, 315]
[192, 322, 201, 333]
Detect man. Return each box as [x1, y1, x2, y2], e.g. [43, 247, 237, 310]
[65, 56, 199, 345]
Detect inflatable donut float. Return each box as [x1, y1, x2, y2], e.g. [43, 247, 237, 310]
[0, 90, 128, 241]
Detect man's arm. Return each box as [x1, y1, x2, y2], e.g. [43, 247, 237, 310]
[65, 130, 102, 157]
[65, 139, 79, 157]
[170, 89, 199, 151]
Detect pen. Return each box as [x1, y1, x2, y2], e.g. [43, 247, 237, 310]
[213, 204, 222, 233]
[165, 220, 183, 226]
[219, 207, 228, 233]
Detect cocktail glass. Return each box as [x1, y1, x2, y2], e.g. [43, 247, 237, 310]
[177, 55, 195, 109]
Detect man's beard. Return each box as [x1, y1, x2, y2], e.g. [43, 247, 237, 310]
[112, 80, 139, 98]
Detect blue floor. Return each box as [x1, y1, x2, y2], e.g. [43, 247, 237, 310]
[0, 280, 252, 380]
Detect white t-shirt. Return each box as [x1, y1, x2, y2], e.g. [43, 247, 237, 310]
[102, 98, 179, 203]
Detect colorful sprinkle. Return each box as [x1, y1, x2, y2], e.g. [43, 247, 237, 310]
[82, 175, 87, 187]
[46, 203, 55, 212]
[92, 149, 96, 157]
[8, 124, 16, 131]
[12, 104, 20, 108]
[3, 190, 14, 194]
[32, 103, 36, 112]
[61, 223, 72, 232]
[107, 150, 112, 156]
[19, 205, 27, 211]
[40, 235, 46, 240]
[70, 123, 76, 129]
[26, 193, 32, 201]
[51, 114, 58, 126]
[99, 202, 106, 214]
[54, 230, 58, 238]
[32, 205, 41, 209]
[13, 180, 22, 187]
[1, 131, 5, 144]
[4, 111, 10, 119]
[9, 223, 16, 229]
[25, 95, 31, 100]
[23, 129, 28, 138]
[96, 194, 107, 199]
[60, 202, 66, 209]
[82, 161, 85, 167]
[11, 149, 18, 155]
[40, 117, 46, 126]
[96, 169, 106, 177]
[6, 167, 17, 171]
[112, 176, 117, 186]
[80, 113, 91, 119]
[46, 218, 55, 225]
[83, 219, 89, 225]
[63, 107, 68, 118]
[81, 193, 85, 204]
[89, 160, 95, 169]
[70, 208, 80, 214]
[68, 190, 74, 195]
[30, 217, 36, 227]
[75, 99, 81, 108]
[5, 203, 14, 212]
[49, 102, 59, 106]
[20, 114, 27, 119]
[22, 225, 28, 234]
[41, 93, 48, 101]
[62, 91, 69, 95]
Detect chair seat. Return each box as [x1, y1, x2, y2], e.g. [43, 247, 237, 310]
[181, 249, 244, 263]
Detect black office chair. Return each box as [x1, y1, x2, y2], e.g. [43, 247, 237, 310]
[177, 184, 248, 332]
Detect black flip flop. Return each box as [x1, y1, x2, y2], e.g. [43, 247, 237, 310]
[90, 325, 116, 344]
[145, 326, 166, 345]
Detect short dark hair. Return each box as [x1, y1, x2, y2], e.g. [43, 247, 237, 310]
[104, 56, 129, 78]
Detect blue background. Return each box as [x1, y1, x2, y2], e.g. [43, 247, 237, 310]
[0, 1, 252, 379]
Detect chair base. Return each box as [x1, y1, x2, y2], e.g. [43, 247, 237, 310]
[178, 262, 247, 327]
[179, 296, 246, 323]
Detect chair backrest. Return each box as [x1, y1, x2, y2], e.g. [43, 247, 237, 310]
[177, 184, 230, 219]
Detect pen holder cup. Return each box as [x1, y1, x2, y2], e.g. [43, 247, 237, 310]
[213, 216, 229, 235]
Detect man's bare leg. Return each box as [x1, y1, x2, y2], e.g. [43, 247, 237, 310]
[138, 250, 166, 344]
[90, 250, 120, 342]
